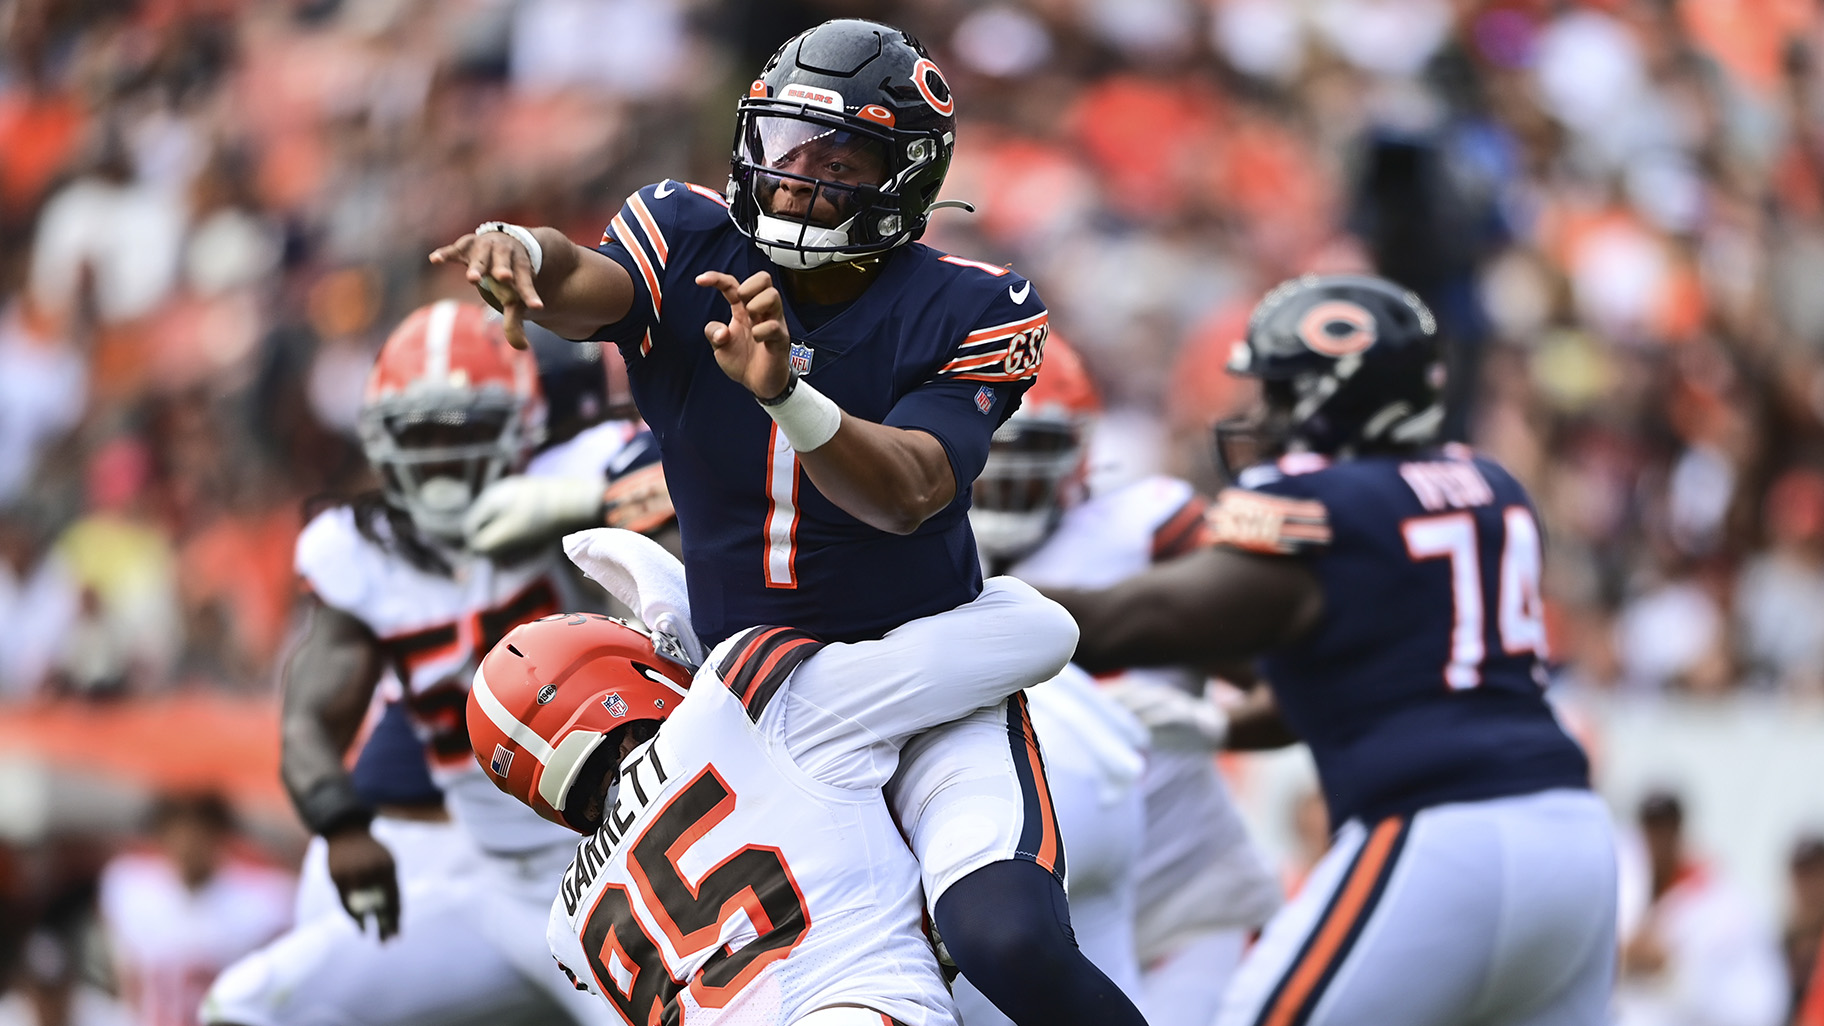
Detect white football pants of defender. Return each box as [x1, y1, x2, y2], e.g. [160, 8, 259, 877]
[205, 832, 609, 1026]
[1217, 788, 1616, 1026]
[949, 670, 1149, 1025]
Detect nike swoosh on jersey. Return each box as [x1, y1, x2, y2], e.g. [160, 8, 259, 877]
[1009, 280, 1031, 304]
[653, 180, 675, 198]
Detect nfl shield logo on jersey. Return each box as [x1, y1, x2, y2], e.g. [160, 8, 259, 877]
[489, 744, 513, 777]
[974, 386, 995, 414]
[790, 343, 815, 375]
[603, 692, 629, 718]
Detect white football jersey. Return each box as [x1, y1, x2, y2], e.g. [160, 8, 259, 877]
[296, 506, 576, 853]
[546, 577, 1078, 1026]
[1008, 476, 1281, 956]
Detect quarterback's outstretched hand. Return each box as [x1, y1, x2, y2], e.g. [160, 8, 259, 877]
[698, 270, 791, 400]
[429, 232, 544, 350]
[326, 824, 401, 940]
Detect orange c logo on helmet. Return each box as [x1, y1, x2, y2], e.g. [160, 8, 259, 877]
[1296, 301, 1378, 357]
[859, 104, 896, 126]
[749, 79, 768, 98]
[912, 58, 954, 117]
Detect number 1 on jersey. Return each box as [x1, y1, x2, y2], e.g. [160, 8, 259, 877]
[764, 424, 800, 589]
[1402, 505, 1547, 691]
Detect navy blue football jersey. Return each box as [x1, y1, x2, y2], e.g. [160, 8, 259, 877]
[349, 699, 442, 808]
[590, 181, 1048, 646]
[1210, 445, 1589, 825]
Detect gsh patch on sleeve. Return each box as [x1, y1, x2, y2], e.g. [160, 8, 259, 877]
[1206, 487, 1332, 556]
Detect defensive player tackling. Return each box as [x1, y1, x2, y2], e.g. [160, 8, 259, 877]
[466, 529, 1079, 1026]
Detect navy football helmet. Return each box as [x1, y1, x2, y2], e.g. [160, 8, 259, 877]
[1216, 274, 1443, 481]
[728, 19, 959, 270]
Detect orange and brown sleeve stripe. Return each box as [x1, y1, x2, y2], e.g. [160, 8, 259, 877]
[1152, 494, 1214, 561]
[715, 625, 825, 722]
[1253, 815, 1411, 1026]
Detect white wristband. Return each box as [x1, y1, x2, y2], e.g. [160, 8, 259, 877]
[759, 379, 842, 452]
[474, 221, 544, 276]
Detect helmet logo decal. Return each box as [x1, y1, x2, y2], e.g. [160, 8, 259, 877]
[603, 693, 629, 718]
[748, 79, 768, 98]
[489, 743, 514, 777]
[780, 83, 845, 111]
[859, 104, 896, 126]
[912, 58, 954, 116]
[1296, 301, 1377, 357]
[536, 683, 557, 705]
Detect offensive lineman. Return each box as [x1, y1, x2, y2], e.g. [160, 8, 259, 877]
[1049, 275, 1617, 1026]
[205, 303, 652, 1026]
[468, 530, 1079, 1025]
[431, 20, 1147, 1026]
[967, 338, 1281, 1026]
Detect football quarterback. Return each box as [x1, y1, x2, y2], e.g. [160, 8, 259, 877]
[432, 20, 1146, 1026]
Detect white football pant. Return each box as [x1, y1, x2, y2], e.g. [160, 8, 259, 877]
[1217, 788, 1616, 1026]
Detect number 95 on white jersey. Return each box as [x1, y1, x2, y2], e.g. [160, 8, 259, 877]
[546, 663, 952, 1026]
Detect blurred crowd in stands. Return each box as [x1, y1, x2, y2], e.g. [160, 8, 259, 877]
[5, 0, 1824, 1022]
[2, 0, 1824, 704]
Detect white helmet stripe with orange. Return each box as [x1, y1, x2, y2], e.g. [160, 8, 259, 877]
[424, 299, 458, 382]
[470, 665, 554, 762]
[471, 662, 616, 815]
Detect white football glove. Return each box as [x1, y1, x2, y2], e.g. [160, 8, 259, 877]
[1104, 679, 1230, 752]
[464, 475, 605, 555]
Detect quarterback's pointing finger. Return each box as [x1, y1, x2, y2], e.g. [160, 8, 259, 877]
[427, 235, 474, 266]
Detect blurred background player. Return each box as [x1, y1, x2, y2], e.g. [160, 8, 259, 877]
[98, 793, 290, 1026]
[1614, 790, 1788, 1026]
[1053, 275, 1616, 1026]
[432, 20, 1148, 1026]
[203, 301, 662, 1026]
[968, 337, 1280, 1026]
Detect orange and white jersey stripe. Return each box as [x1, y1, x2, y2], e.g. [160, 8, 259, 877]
[935, 310, 1050, 384]
[1206, 487, 1332, 556]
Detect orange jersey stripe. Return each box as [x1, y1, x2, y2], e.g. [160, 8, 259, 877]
[726, 626, 792, 691]
[950, 370, 1039, 383]
[963, 311, 1047, 344]
[939, 253, 1011, 276]
[940, 351, 1010, 373]
[611, 213, 663, 318]
[742, 637, 820, 709]
[1262, 817, 1406, 1026]
[685, 182, 729, 206]
[1014, 694, 1062, 875]
[627, 193, 668, 265]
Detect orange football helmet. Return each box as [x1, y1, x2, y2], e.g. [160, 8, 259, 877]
[358, 301, 546, 540]
[972, 335, 1101, 563]
[467, 612, 692, 831]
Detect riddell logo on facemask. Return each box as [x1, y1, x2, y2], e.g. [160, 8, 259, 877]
[781, 84, 845, 111]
